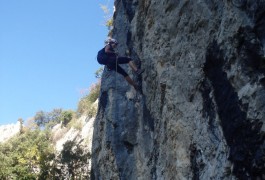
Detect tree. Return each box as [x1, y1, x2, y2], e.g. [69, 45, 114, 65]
[0, 147, 13, 180]
[0, 129, 55, 179]
[56, 140, 91, 179]
[34, 109, 62, 128]
[34, 111, 46, 127]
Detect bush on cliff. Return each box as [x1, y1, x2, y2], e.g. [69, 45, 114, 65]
[77, 80, 101, 118]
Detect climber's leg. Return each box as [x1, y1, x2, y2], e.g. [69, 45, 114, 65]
[125, 76, 138, 90]
[117, 57, 144, 75]
[127, 59, 145, 75]
[115, 66, 138, 90]
[107, 60, 141, 90]
[128, 61, 138, 72]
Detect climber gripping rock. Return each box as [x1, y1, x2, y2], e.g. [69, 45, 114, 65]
[97, 38, 144, 90]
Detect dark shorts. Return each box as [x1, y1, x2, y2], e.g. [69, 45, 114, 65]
[105, 56, 131, 77]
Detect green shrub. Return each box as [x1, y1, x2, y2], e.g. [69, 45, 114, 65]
[0, 129, 55, 179]
[68, 119, 83, 131]
[87, 105, 98, 119]
[87, 81, 101, 103]
[60, 110, 75, 127]
[77, 81, 100, 117]
[34, 109, 62, 128]
[56, 140, 91, 179]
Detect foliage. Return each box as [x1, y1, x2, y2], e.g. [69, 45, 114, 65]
[0, 129, 55, 179]
[0, 150, 13, 180]
[106, 18, 113, 30]
[87, 81, 101, 103]
[95, 66, 103, 79]
[60, 110, 75, 127]
[100, 3, 114, 34]
[34, 109, 76, 129]
[53, 140, 91, 179]
[0, 125, 91, 179]
[34, 109, 62, 128]
[24, 118, 39, 131]
[0, 63, 104, 179]
[0, 64, 105, 180]
[68, 119, 83, 131]
[77, 81, 101, 118]
[87, 105, 97, 119]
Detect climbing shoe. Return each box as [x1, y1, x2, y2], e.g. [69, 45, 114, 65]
[136, 69, 145, 76]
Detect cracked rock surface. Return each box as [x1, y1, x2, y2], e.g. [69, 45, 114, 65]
[92, 0, 265, 179]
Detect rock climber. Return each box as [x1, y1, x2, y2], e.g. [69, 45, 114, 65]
[97, 38, 144, 90]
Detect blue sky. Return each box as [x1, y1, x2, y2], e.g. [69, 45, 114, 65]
[0, 0, 114, 125]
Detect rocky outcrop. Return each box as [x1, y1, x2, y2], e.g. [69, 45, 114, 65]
[0, 121, 21, 143]
[92, 0, 265, 179]
[52, 115, 95, 153]
[50, 115, 95, 179]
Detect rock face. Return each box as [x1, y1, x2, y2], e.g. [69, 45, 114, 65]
[0, 121, 21, 143]
[52, 115, 95, 153]
[51, 115, 95, 178]
[92, 0, 265, 179]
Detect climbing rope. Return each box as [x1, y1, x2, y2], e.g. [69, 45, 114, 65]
[115, 52, 118, 92]
[115, 52, 118, 122]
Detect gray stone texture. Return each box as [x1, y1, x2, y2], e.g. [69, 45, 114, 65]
[92, 0, 265, 179]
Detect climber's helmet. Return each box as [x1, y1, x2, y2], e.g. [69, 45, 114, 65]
[105, 38, 118, 45]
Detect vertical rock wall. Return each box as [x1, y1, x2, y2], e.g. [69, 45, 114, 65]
[92, 0, 265, 179]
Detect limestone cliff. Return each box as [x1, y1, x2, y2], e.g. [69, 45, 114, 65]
[0, 121, 21, 143]
[92, 0, 265, 179]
